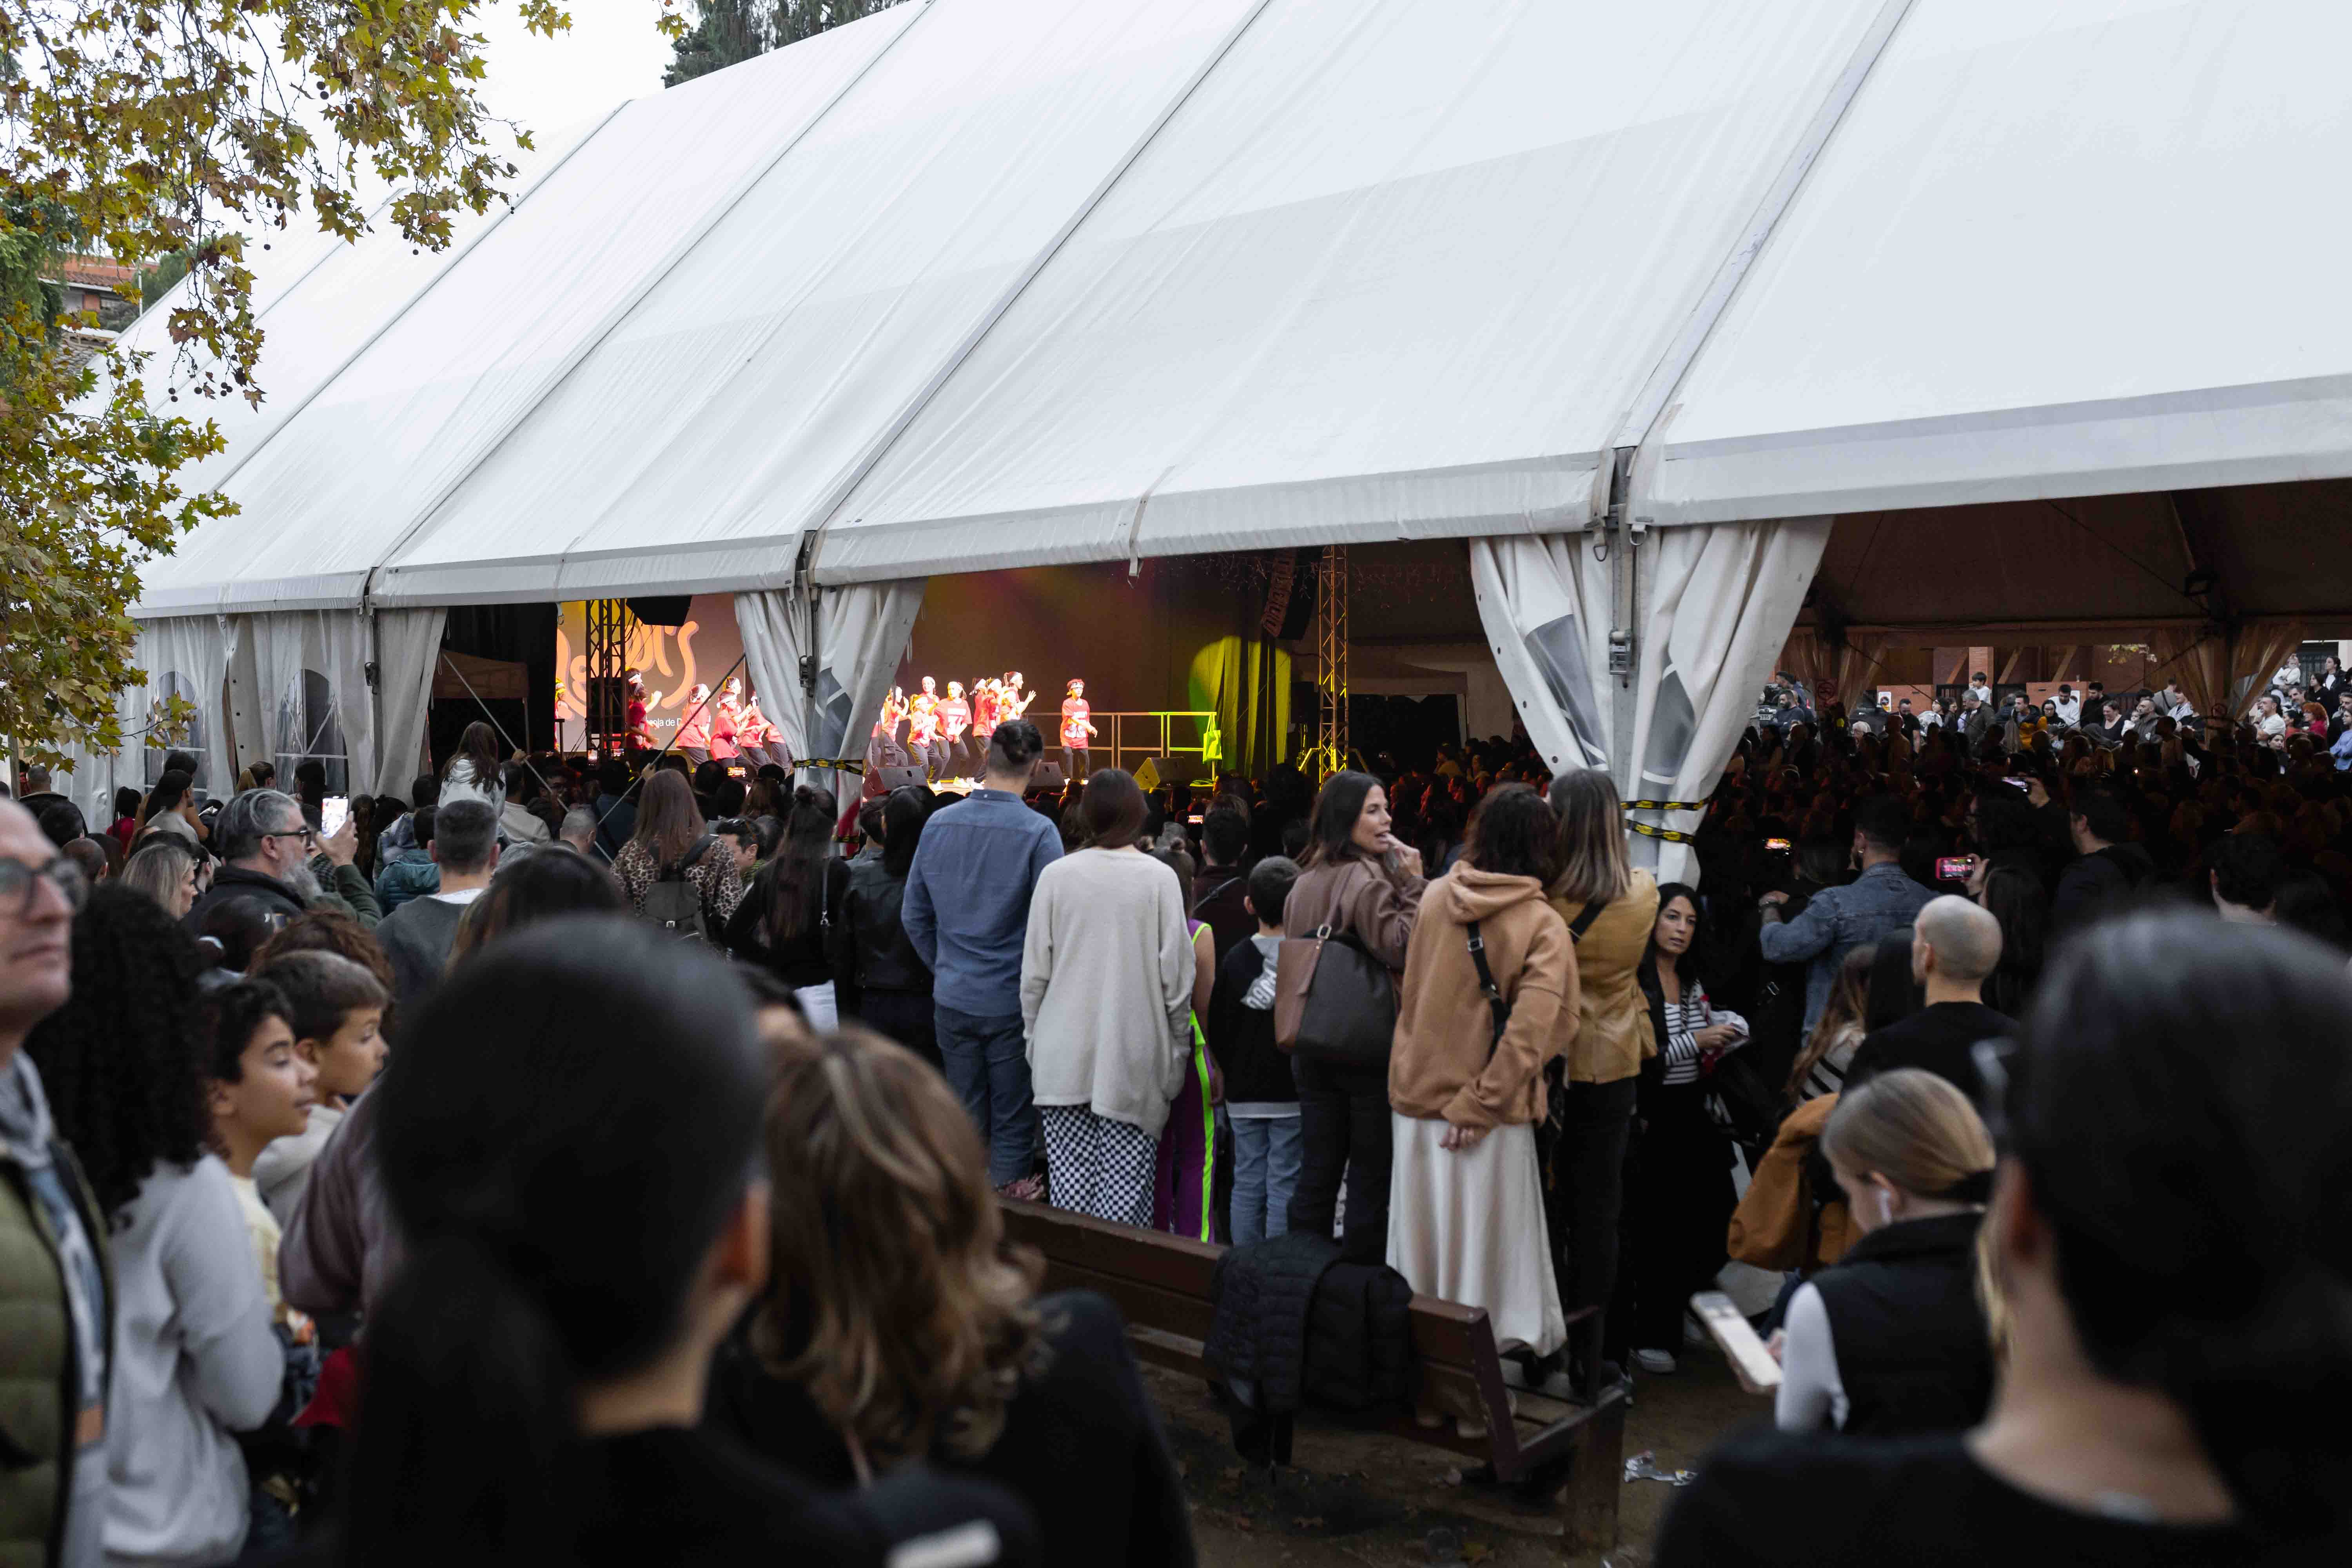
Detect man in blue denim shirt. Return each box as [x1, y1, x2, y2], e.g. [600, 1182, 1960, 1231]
[1757, 795, 1934, 1036]
[903, 719, 1061, 1196]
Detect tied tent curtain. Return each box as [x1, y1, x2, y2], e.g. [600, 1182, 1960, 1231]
[737, 580, 925, 806]
[1828, 630, 1889, 719]
[2147, 621, 2305, 729]
[1471, 519, 1831, 883]
[372, 610, 447, 799]
[1775, 627, 1833, 698]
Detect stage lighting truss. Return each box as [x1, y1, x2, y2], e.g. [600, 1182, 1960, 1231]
[586, 598, 631, 757]
[1312, 544, 1349, 780]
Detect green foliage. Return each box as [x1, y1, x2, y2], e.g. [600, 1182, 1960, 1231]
[0, 0, 688, 768]
[666, 0, 906, 86]
[140, 250, 190, 310]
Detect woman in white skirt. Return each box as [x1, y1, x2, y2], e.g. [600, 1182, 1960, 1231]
[1387, 784, 1577, 1426]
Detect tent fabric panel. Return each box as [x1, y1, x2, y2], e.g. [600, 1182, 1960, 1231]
[157, 13, 910, 619]
[824, 0, 1894, 565]
[1658, 0, 2352, 513]
[381, 0, 1263, 601]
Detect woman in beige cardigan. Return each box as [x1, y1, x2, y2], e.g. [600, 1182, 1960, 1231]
[1544, 768, 1660, 1389]
[1387, 785, 1575, 1402]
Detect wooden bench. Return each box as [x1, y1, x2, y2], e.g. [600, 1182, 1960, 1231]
[1002, 1200, 1629, 1555]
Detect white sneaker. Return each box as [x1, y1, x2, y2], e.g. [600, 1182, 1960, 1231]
[1633, 1348, 1679, 1376]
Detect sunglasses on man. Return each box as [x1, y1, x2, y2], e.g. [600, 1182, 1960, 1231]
[0, 854, 90, 918]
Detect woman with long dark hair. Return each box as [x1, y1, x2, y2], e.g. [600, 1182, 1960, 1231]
[1281, 770, 1425, 1260]
[726, 790, 848, 1027]
[139, 766, 207, 847]
[1386, 786, 1575, 1401]
[613, 769, 743, 947]
[1662, 911, 2352, 1564]
[1973, 863, 2047, 1017]
[1021, 770, 1195, 1227]
[25, 890, 280, 1564]
[826, 786, 938, 1066]
[438, 720, 505, 815]
[325, 917, 1037, 1566]
[1626, 882, 1748, 1376]
[711, 1027, 1191, 1568]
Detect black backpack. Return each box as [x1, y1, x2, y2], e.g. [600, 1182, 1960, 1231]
[639, 835, 717, 941]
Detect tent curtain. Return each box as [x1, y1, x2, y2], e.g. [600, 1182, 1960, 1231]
[1468, 535, 1615, 776]
[1828, 630, 1889, 715]
[2147, 621, 2305, 728]
[238, 611, 374, 795]
[373, 609, 447, 798]
[1197, 635, 1292, 782]
[1775, 627, 1832, 695]
[737, 580, 926, 807]
[56, 614, 241, 813]
[1474, 520, 1833, 885]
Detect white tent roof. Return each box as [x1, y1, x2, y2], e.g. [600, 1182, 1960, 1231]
[1651, 0, 2352, 524]
[129, 0, 2352, 617]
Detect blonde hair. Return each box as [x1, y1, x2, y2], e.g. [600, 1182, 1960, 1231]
[1822, 1067, 1995, 1201]
[753, 1028, 1045, 1466]
[1547, 768, 1630, 905]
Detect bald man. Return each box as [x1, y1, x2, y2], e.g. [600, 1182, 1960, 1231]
[1844, 895, 2012, 1107]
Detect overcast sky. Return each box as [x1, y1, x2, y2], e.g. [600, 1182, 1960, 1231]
[474, 0, 678, 154]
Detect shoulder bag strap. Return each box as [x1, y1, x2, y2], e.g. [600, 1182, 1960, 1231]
[1466, 919, 1509, 1058]
[1566, 891, 1612, 944]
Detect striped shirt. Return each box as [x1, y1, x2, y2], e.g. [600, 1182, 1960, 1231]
[1803, 1023, 1864, 1101]
[1661, 984, 1713, 1086]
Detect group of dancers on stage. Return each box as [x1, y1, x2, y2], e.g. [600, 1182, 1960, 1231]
[624, 670, 794, 770]
[864, 671, 1100, 787]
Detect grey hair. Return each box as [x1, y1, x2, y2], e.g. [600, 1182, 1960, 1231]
[216, 788, 302, 864]
[560, 806, 599, 847]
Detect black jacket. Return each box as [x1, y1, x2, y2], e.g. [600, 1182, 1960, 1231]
[706, 1290, 1187, 1568]
[2049, 842, 2154, 935]
[1204, 940, 1293, 1107]
[1191, 868, 1253, 966]
[824, 853, 933, 996]
[1808, 1211, 1994, 1437]
[184, 865, 308, 931]
[1204, 1232, 1337, 1416]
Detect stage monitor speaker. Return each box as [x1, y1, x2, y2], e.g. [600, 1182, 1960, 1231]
[876, 765, 927, 791]
[1030, 760, 1066, 791]
[627, 595, 692, 628]
[1275, 548, 1319, 640]
[1131, 757, 1177, 792]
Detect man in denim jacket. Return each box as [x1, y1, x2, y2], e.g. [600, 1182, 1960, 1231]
[1756, 796, 1935, 1036]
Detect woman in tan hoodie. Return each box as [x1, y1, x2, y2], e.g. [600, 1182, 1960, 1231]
[1388, 785, 1576, 1388]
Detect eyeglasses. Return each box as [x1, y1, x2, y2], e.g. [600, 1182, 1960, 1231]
[260, 827, 317, 847]
[0, 855, 89, 918]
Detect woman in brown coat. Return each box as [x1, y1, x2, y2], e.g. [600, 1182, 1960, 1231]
[1284, 770, 1425, 1261]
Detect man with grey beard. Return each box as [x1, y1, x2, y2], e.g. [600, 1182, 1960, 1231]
[183, 788, 377, 935]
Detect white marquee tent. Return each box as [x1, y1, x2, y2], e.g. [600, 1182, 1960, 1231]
[73, 0, 2352, 877]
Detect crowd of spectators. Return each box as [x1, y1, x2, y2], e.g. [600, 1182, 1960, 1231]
[2, 645, 2349, 1564]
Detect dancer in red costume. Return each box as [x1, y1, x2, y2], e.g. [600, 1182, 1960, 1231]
[970, 678, 1000, 759]
[738, 690, 788, 773]
[1001, 671, 1034, 722]
[623, 670, 655, 756]
[1060, 679, 1097, 780]
[938, 681, 973, 779]
[677, 684, 714, 764]
[710, 677, 744, 763]
[906, 677, 942, 782]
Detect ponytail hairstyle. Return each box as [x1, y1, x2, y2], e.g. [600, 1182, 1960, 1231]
[345, 917, 769, 1565]
[2006, 911, 2352, 1541]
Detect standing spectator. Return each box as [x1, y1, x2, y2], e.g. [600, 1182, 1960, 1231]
[1541, 768, 1658, 1390]
[1281, 771, 1425, 1262]
[904, 720, 1062, 1200]
[445, 848, 627, 969]
[711, 1027, 1192, 1568]
[1661, 913, 2352, 1565]
[1773, 1068, 1996, 1437]
[139, 769, 208, 849]
[185, 789, 375, 933]
[105, 786, 144, 853]
[26, 892, 279, 1566]
[1148, 848, 1218, 1242]
[1190, 808, 1254, 964]
[1785, 944, 1875, 1103]
[1758, 797, 1935, 1038]
[1387, 785, 1574, 1391]
[373, 798, 499, 1013]
[372, 775, 434, 867]
[436, 721, 506, 814]
[827, 787, 938, 1068]
[1973, 861, 2047, 1019]
[324, 918, 1040, 1566]
[0, 802, 111, 1568]
[498, 762, 553, 846]
[2207, 831, 2283, 924]
[247, 952, 386, 1226]
[2049, 784, 2152, 937]
[588, 758, 635, 865]
[1844, 895, 2009, 1105]
[724, 793, 844, 1025]
[372, 803, 439, 914]
[1626, 883, 1748, 1376]
[1205, 856, 1302, 1246]
[1021, 771, 1194, 1227]
[612, 770, 743, 948]
[121, 837, 201, 921]
[559, 805, 600, 855]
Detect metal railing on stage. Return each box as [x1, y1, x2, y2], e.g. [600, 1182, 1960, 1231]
[1079, 711, 1220, 784]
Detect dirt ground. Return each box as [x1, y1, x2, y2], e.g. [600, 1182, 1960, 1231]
[1154, 1340, 1759, 1568]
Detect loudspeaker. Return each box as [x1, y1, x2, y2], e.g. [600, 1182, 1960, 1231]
[876, 765, 926, 791]
[626, 595, 692, 628]
[1131, 757, 1177, 791]
[1275, 548, 1319, 640]
[1030, 760, 1066, 791]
